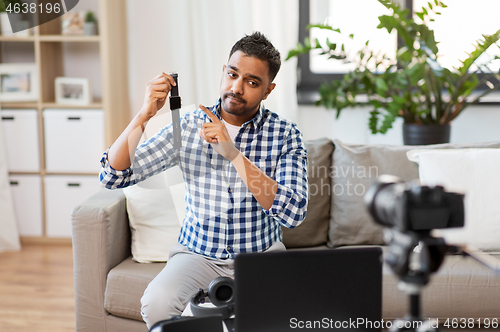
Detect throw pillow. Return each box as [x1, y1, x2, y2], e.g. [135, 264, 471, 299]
[123, 167, 185, 263]
[282, 138, 334, 248]
[328, 139, 500, 248]
[407, 148, 500, 252]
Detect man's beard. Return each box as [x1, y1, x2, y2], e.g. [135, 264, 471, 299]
[222, 92, 249, 115]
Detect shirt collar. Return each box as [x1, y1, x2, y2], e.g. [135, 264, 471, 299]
[211, 98, 266, 129]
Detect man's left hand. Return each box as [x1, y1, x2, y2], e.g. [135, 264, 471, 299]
[198, 104, 240, 161]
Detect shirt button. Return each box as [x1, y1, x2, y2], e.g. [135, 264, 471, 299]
[228, 188, 232, 193]
[228, 218, 232, 222]
[227, 246, 231, 251]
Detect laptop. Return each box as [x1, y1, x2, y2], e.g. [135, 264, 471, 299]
[234, 247, 382, 332]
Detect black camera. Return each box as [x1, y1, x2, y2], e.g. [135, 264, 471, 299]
[364, 175, 464, 233]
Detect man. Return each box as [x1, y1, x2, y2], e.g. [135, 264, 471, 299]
[100, 32, 308, 328]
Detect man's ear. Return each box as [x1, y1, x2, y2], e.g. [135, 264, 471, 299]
[222, 64, 226, 72]
[262, 83, 276, 100]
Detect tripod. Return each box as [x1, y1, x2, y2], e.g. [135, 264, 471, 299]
[384, 229, 447, 332]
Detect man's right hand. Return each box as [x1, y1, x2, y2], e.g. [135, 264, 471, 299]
[107, 72, 177, 171]
[139, 72, 177, 120]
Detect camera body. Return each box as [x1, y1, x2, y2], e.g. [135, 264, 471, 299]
[364, 176, 466, 331]
[365, 175, 464, 233]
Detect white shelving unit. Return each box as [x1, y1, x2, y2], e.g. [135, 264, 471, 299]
[0, 0, 130, 244]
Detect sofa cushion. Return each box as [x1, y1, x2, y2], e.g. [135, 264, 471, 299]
[104, 251, 500, 322]
[407, 148, 500, 252]
[123, 167, 185, 263]
[328, 139, 500, 247]
[383, 252, 500, 320]
[104, 257, 164, 321]
[282, 138, 334, 248]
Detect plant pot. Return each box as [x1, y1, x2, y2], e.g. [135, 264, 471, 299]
[403, 123, 451, 145]
[0, 13, 29, 36]
[0, 12, 13, 36]
[84, 22, 97, 36]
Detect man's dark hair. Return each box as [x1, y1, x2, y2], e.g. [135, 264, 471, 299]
[229, 32, 281, 82]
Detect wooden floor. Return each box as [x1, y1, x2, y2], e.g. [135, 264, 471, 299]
[0, 245, 491, 332]
[0, 244, 75, 332]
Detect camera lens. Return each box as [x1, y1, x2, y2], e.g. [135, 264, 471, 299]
[215, 285, 233, 302]
[365, 177, 405, 229]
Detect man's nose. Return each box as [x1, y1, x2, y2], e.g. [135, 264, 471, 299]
[232, 78, 244, 95]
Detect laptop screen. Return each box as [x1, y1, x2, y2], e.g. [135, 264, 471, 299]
[234, 247, 382, 332]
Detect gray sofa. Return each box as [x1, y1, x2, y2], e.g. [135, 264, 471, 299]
[72, 138, 500, 332]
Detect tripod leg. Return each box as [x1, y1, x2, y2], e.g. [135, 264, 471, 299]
[410, 294, 420, 320]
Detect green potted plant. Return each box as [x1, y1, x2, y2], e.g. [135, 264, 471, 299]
[287, 0, 500, 145]
[0, 1, 6, 35]
[0, 0, 17, 36]
[0, 0, 31, 36]
[84, 10, 97, 36]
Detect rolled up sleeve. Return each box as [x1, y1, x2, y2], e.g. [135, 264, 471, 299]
[99, 149, 136, 189]
[99, 124, 179, 189]
[265, 126, 308, 228]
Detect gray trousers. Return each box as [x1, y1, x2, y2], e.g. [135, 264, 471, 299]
[140, 241, 286, 328]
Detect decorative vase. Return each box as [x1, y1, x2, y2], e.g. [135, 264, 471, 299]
[0, 12, 13, 35]
[403, 123, 451, 146]
[84, 22, 97, 36]
[0, 13, 28, 36]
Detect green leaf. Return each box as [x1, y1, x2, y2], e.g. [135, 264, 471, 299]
[285, 50, 300, 61]
[328, 54, 346, 60]
[369, 110, 380, 134]
[457, 28, 500, 75]
[369, 100, 383, 108]
[307, 24, 341, 33]
[378, 15, 399, 33]
[296, 42, 305, 52]
[326, 38, 337, 51]
[393, 95, 407, 106]
[304, 37, 311, 48]
[379, 113, 396, 134]
[375, 77, 389, 92]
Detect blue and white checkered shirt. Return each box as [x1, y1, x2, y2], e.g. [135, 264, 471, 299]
[100, 99, 308, 259]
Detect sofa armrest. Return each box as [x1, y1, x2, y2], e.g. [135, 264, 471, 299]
[71, 188, 131, 332]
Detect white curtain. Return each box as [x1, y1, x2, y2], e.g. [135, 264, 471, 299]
[0, 112, 21, 252]
[126, 0, 299, 123]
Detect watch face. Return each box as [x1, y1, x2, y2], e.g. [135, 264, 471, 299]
[170, 96, 182, 109]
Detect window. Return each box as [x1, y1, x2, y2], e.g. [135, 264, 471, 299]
[308, 0, 397, 74]
[413, 0, 500, 71]
[297, 0, 500, 104]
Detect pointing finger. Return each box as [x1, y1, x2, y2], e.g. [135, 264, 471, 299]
[199, 104, 221, 123]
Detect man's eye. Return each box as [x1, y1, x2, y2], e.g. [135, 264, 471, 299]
[228, 72, 236, 78]
[249, 81, 257, 86]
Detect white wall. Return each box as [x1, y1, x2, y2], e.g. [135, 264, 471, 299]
[126, 0, 299, 123]
[124, 1, 500, 146]
[298, 104, 500, 145]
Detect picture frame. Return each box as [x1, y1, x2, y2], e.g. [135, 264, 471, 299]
[55, 77, 91, 106]
[0, 63, 39, 102]
[61, 12, 85, 35]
